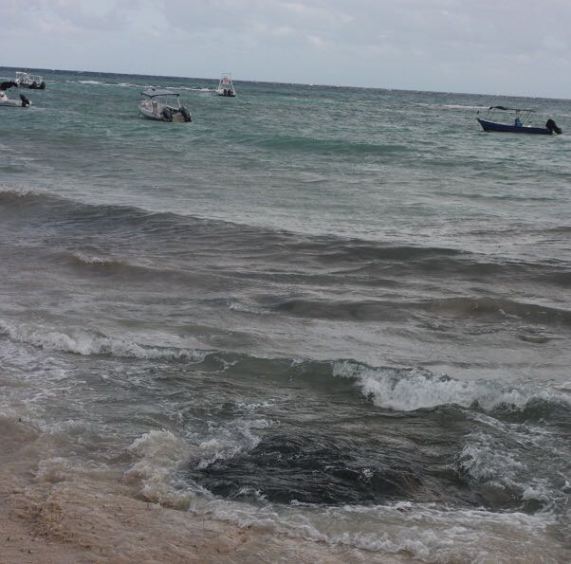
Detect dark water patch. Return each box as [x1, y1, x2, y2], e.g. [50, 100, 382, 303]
[0, 165, 28, 174]
[272, 298, 410, 322]
[543, 226, 571, 235]
[185, 424, 562, 512]
[545, 271, 571, 287]
[187, 432, 424, 505]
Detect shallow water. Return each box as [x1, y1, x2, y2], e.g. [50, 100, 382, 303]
[1, 67, 570, 562]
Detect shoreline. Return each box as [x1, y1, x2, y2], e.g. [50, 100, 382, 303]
[0, 416, 405, 563]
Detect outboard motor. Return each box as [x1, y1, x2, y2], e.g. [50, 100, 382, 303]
[180, 107, 192, 122]
[19, 94, 31, 107]
[545, 119, 562, 135]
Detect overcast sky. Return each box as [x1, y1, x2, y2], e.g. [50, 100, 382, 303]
[3, 0, 571, 98]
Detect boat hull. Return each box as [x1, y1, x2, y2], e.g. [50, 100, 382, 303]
[477, 118, 552, 135]
[138, 103, 191, 123]
[0, 99, 31, 108]
[215, 89, 236, 97]
[19, 82, 46, 90]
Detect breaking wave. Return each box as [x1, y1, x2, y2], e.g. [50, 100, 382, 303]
[333, 361, 570, 415]
[0, 319, 207, 361]
[1, 315, 566, 418]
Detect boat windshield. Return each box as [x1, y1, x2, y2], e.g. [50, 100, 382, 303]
[141, 90, 182, 109]
[481, 106, 536, 125]
[218, 74, 234, 89]
[16, 72, 42, 81]
[158, 95, 181, 108]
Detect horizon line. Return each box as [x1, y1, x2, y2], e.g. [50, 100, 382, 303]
[1, 64, 569, 102]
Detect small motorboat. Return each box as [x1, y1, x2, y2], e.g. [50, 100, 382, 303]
[0, 81, 31, 108]
[215, 74, 236, 97]
[15, 71, 46, 90]
[477, 106, 562, 135]
[138, 89, 192, 123]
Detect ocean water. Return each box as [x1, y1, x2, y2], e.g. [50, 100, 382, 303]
[1, 67, 570, 562]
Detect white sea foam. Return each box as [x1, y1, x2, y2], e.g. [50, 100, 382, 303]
[553, 380, 571, 393]
[71, 251, 119, 265]
[125, 411, 272, 507]
[456, 431, 565, 512]
[333, 361, 568, 412]
[74, 79, 138, 88]
[0, 185, 47, 197]
[456, 432, 525, 484]
[193, 417, 271, 470]
[441, 104, 489, 110]
[0, 319, 208, 361]
[194, 496, 559, 563]
[124, 429, 192, 508]
[36, 457, 74, 483]
[228, 300, 270, 315]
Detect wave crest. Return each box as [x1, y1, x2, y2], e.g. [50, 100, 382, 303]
[124, 430, 191, 508]
[333, 361, 569, 413]
[0, 319, 207, 361]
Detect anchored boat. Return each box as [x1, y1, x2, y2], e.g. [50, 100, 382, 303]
[15, 72, 46, 90]
[138, 89, 192, 123]
[0, 81, 31, 108]
[215, 74, 236, 97]
[477, 106, 562, 135]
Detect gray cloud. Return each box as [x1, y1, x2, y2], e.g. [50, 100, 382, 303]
[3, 0, 571, 97]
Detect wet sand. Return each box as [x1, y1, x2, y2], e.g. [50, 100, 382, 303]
[0, 416, 406, 564]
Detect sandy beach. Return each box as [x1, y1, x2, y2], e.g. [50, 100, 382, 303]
[1, 416, 409, 564]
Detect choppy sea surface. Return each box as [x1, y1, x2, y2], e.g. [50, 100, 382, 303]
[1, 67, 570, 562]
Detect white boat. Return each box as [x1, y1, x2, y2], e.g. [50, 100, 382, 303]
[215, 74, 236, 97]
[0, 82, 31, 107]
[15, 71, 46, 90]
[138, 89, 192, 123]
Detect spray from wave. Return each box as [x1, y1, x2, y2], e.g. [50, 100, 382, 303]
[333, 361, 569, 413]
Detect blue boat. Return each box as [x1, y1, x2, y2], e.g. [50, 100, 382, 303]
[477, 106, 562, 135]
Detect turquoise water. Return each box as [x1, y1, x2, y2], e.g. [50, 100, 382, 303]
[4, 69, 571, 255]
[1, 67, 570, 562]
